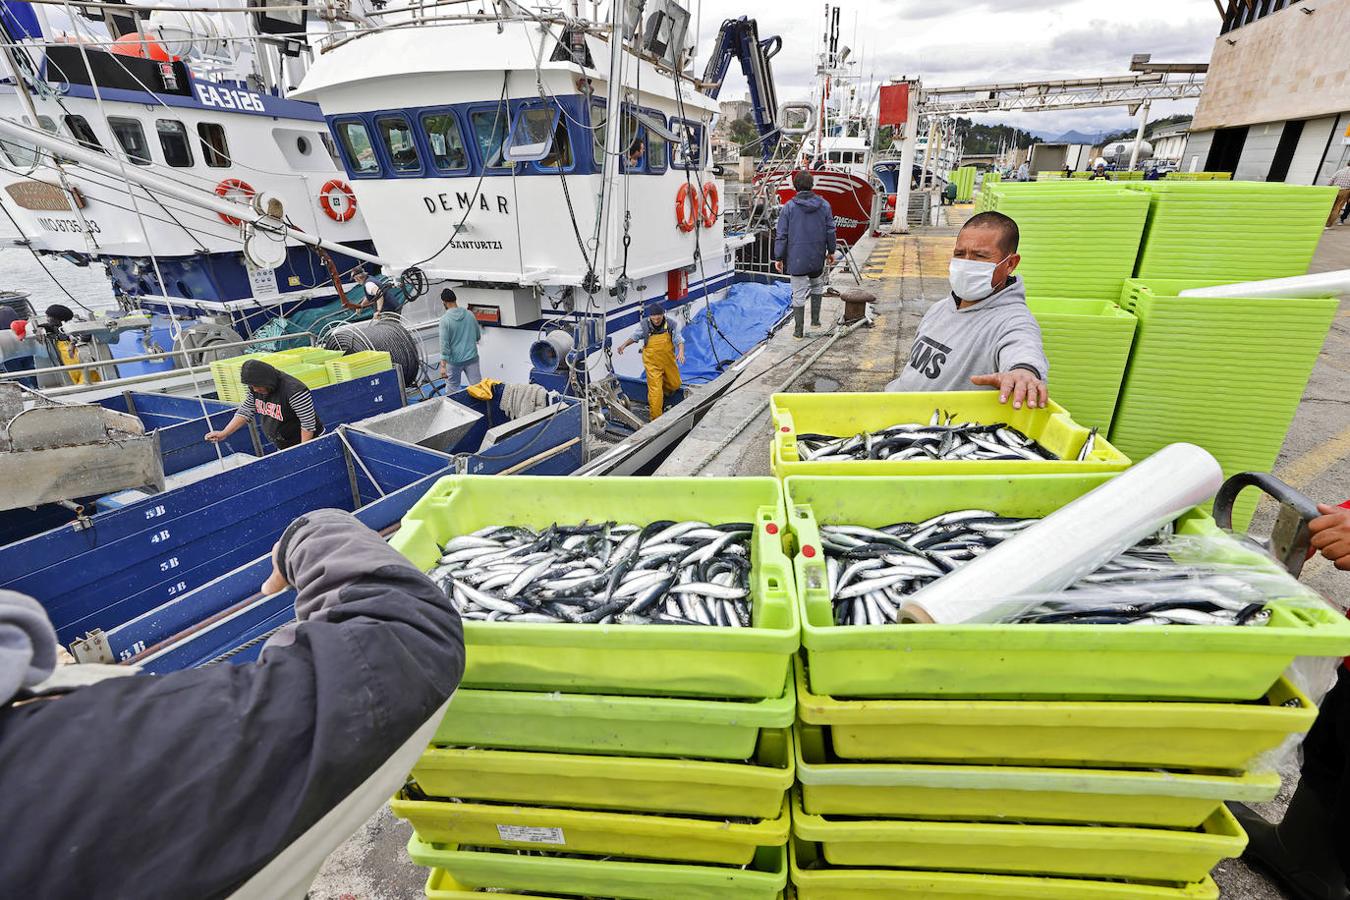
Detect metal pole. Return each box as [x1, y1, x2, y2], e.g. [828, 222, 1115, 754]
[0, 332, 318, 381]
[892, 80, 919, 235]
[0, 119, 386, 267]
[1128, 100, 1151, 171]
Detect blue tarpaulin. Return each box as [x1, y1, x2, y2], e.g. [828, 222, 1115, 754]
[677, 281, 792, 384]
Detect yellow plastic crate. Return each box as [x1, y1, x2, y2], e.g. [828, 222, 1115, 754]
[795, 661, 1314, 770]
[411, 729, 792, 818]
[789, 838, 1219, 899]
[790, 790, 1245, 882]
[794, 722, 1278, 827]
[392, 794, 789, 866]
[426, 869, 678, 900]
[770, 391, 1130, 478]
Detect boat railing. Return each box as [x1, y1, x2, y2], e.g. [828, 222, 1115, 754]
[0, 332, 321, 390]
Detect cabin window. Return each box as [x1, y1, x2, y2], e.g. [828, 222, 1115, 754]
[334, 119, 378, 175]
[197, 122, 231, 167]
[470, 104, 511, 170]
[672, 120, 703, 169]
[376, 115, 420, 173]
[156, 119, 193, 167]
[506, 106, 560, 163]
[591, 101, 606, 167]
[64, 115, 105, 153]
[644, 115, 667, 173]
[538, 113, 573, 171]
[108, 117, 152, 166]
[592, 103, 646, 172]
[420, 111, 469, 172]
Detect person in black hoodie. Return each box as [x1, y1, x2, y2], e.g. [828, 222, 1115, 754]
[207, 358, 324, 450]
[0, 508, 465, 898]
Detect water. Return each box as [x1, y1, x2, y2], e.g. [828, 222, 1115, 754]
[0, 220, 118, 315]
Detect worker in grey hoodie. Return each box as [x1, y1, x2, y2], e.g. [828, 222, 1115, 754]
[887, 211, 1049, 410]
[774, 171, 837, 338]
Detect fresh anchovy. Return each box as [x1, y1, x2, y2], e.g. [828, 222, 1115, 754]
[819, 510, 1272, 629]
[430, 520, 754, 626]
[797, 409, 1060, 463]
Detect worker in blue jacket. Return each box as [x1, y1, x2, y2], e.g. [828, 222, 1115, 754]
[774, 171, 837, 339]
[0, 509, 464, 898]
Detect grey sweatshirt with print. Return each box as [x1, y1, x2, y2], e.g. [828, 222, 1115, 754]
[887, 277, 1048, 392]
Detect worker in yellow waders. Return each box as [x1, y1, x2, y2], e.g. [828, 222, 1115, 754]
[617, 302, 685, 420]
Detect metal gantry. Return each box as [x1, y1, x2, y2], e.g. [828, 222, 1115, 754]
[919, 70, 1206, 116]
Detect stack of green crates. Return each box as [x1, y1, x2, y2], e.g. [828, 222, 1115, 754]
[1163, 172, 1233, 181]
[1027, 298, 1138, 432]
[952, 166, 977, 203]
[209, 354, 262, 403]
[1131, 181, 1337, 280]
[1108, 277, 1338, 529]
[325, 349, 393, 381]
[388, 475, 799, 900]
[980, 182, 1152, 300]
[780, 473, 1350, 899]
[210, 348, 344, 400]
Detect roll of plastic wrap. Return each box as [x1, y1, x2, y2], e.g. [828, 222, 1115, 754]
[899, 443, 1224, 625]
[1177, 269, 1350, 299]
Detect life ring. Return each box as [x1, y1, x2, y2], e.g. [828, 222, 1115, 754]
[675, 183, 698, 233]
[319, 179, 357, 222]
[214, 178, 255, 226]
[700, 182, 719, 228]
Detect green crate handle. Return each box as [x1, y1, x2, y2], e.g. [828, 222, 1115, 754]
[772, 408, 799, 463]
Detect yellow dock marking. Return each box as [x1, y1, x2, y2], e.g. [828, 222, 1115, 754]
[867, 235, 952, 278]
[1274, 422, 1350, 491]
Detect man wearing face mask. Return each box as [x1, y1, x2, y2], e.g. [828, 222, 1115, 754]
[886, 211, 1049, 410]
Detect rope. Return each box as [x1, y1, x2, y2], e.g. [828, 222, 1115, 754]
[200, 621, 288, 666]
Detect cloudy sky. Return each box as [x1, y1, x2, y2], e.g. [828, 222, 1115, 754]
[695, 0, 1221, 136]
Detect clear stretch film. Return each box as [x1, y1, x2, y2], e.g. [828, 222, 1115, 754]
[1177, 269, 1350, 299]
[899, 443, 1224, 624]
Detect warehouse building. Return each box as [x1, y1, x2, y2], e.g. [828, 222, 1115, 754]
[1186, 0, 1350, 184]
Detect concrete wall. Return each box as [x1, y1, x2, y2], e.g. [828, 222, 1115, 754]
[1183, 130, 1215, 172]
[1287, 116, 1338, 184]
[1193, 0, 1350, 131]
[1233, 121, 1284, 181]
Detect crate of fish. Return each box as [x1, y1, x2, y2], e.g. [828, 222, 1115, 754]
[795, 656, 1314, 770]
[786, 473, 1350, 700]
[1026, 297, 1137, 432]
[770, 391, 1129, 479]
[790, 790, 1245, 882]
[411, 729, 793, 818]
[428, 676, 794, 761]
[788, 838, 1220, 900]
[391, 794, 790, 866]
[408, 840, 788, 900]
[392, 475, 797, 698]
[793, 721, 1278, 828]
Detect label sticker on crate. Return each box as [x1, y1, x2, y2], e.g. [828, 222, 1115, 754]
[496, 825, 565, 845]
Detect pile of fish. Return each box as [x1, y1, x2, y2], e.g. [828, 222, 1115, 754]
[794, 408, 1097, 463]
[431, 520, 755, 626]
[820, 509, 1272, 627]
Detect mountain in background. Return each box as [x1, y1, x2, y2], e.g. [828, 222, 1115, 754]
[1097, 115, 1194, 147]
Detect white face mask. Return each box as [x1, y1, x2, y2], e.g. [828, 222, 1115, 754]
[949, 255, 1008, 302]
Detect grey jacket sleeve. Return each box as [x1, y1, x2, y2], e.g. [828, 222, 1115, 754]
[0, 509, 464, 899]
[994, 312, 1049, 381]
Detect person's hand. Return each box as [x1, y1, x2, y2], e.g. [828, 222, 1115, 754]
[774, 261, 784, 273]
[261, 541, 289, 594]
[970, 370, 1047, 410]
[827, 253, 836, 266]
[677, 347, 686, 365]
[439, 362, 448, 378]
[1309, 503, 1350, 570]
[205, 430, 227, 442]
[617, 343, 627, 355]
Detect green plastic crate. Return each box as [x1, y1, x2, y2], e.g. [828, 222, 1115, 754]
[411, 728, 793, 818]
[392, 475, 797, 698]
[393, 794, 789, 866]
[1110, 278, 1338, 529]
[790, 790, 1245, 882]
[796, 661, 1314, 770]
[770, 392, 1130, 479]
[409, 840, 788, 900]
[794, 721, 1278, 826]
[431, 674, 795, 760]
[789, 838, 1220, 900]
[1027, 297, 1137, 431]
[785, 473, 1350, 700]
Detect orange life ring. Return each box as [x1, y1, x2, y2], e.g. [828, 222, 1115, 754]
[700, 182, 719, 228]
[214, 178, 255, 226]
[675, 183, 698, 233]
[319, 179, 357, 222]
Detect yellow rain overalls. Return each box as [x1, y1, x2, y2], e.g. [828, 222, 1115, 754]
[642, 325, 681, 421]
